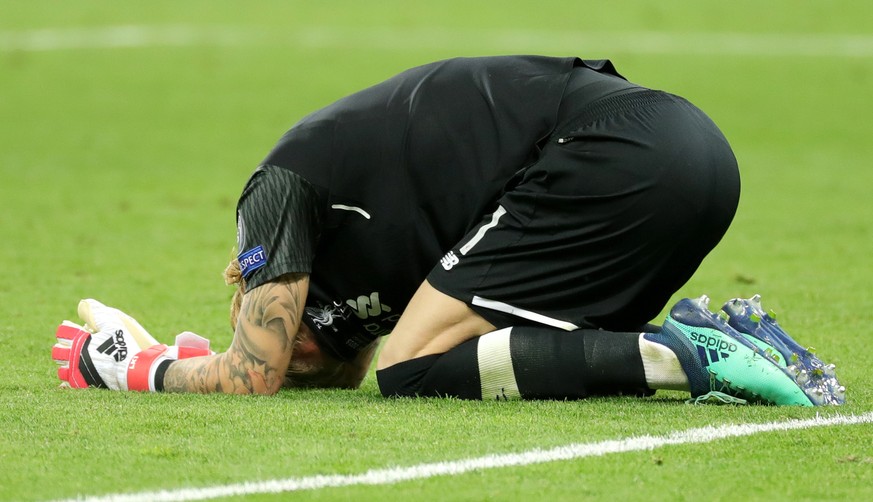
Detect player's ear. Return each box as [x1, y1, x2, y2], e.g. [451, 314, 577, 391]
[224, 258, 245, 330]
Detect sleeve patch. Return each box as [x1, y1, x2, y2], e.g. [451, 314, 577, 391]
[238, 245, 268, 278]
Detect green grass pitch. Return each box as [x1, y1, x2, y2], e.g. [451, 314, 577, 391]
[2, 1, 872, 500]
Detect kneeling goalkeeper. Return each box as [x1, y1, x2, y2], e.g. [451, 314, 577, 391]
[53, 55, 845, 405]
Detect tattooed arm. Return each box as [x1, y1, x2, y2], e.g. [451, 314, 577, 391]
[162, 273, 309, 395]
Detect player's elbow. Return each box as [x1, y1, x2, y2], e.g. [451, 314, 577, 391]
[237, 366, 284, 396]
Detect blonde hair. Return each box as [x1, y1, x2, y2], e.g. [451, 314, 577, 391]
[224, 258, 246, 329]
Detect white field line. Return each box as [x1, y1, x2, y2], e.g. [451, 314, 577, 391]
[56, 412, 873, 502]
[2, 25, 873, 58]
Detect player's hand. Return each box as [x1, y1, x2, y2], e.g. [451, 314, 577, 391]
[52, 299, 212, 391]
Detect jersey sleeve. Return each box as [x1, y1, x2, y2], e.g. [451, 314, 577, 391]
[235, 164, 324, 291]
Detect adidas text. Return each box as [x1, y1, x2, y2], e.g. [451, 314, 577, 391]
[689, 331, 738, 353]
[96, 329, 128, 362]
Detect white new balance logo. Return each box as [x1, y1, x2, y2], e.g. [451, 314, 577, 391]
[440, 250, 459, 270]
[346, 292, 392, 319]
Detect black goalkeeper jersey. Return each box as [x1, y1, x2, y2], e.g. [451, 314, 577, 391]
[236, 56, 622, 359]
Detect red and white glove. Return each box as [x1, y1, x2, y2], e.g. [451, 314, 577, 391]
[52, 299, 213, 391]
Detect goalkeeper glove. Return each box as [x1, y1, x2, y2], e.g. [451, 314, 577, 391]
[52, 299, 212, 391]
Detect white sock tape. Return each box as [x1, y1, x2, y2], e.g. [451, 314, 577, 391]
[477, 328, 521, 400]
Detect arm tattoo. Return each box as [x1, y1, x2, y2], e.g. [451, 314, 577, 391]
[163, 274, 307, 394]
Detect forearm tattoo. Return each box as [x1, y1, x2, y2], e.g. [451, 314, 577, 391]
[163, 275, 306, 394]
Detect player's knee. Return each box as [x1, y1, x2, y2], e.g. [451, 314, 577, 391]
[376, 279, 496, 370]
[375, 339, 405, 370]
[375, 354, 441, 397]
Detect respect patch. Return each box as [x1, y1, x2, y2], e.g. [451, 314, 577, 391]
[238, 245, 267, 278]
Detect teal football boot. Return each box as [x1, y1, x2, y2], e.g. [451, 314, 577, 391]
[645, 296, 815, 406]
[721, 295, 845, 406]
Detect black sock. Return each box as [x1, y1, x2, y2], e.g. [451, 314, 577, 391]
[376, 326, 652, 400]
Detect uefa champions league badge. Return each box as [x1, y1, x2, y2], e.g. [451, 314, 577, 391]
[236, 210, 246, 251]
[238, 245, 267, 278]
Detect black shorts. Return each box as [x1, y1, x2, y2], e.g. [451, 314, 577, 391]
[427, 70, 740, 332]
